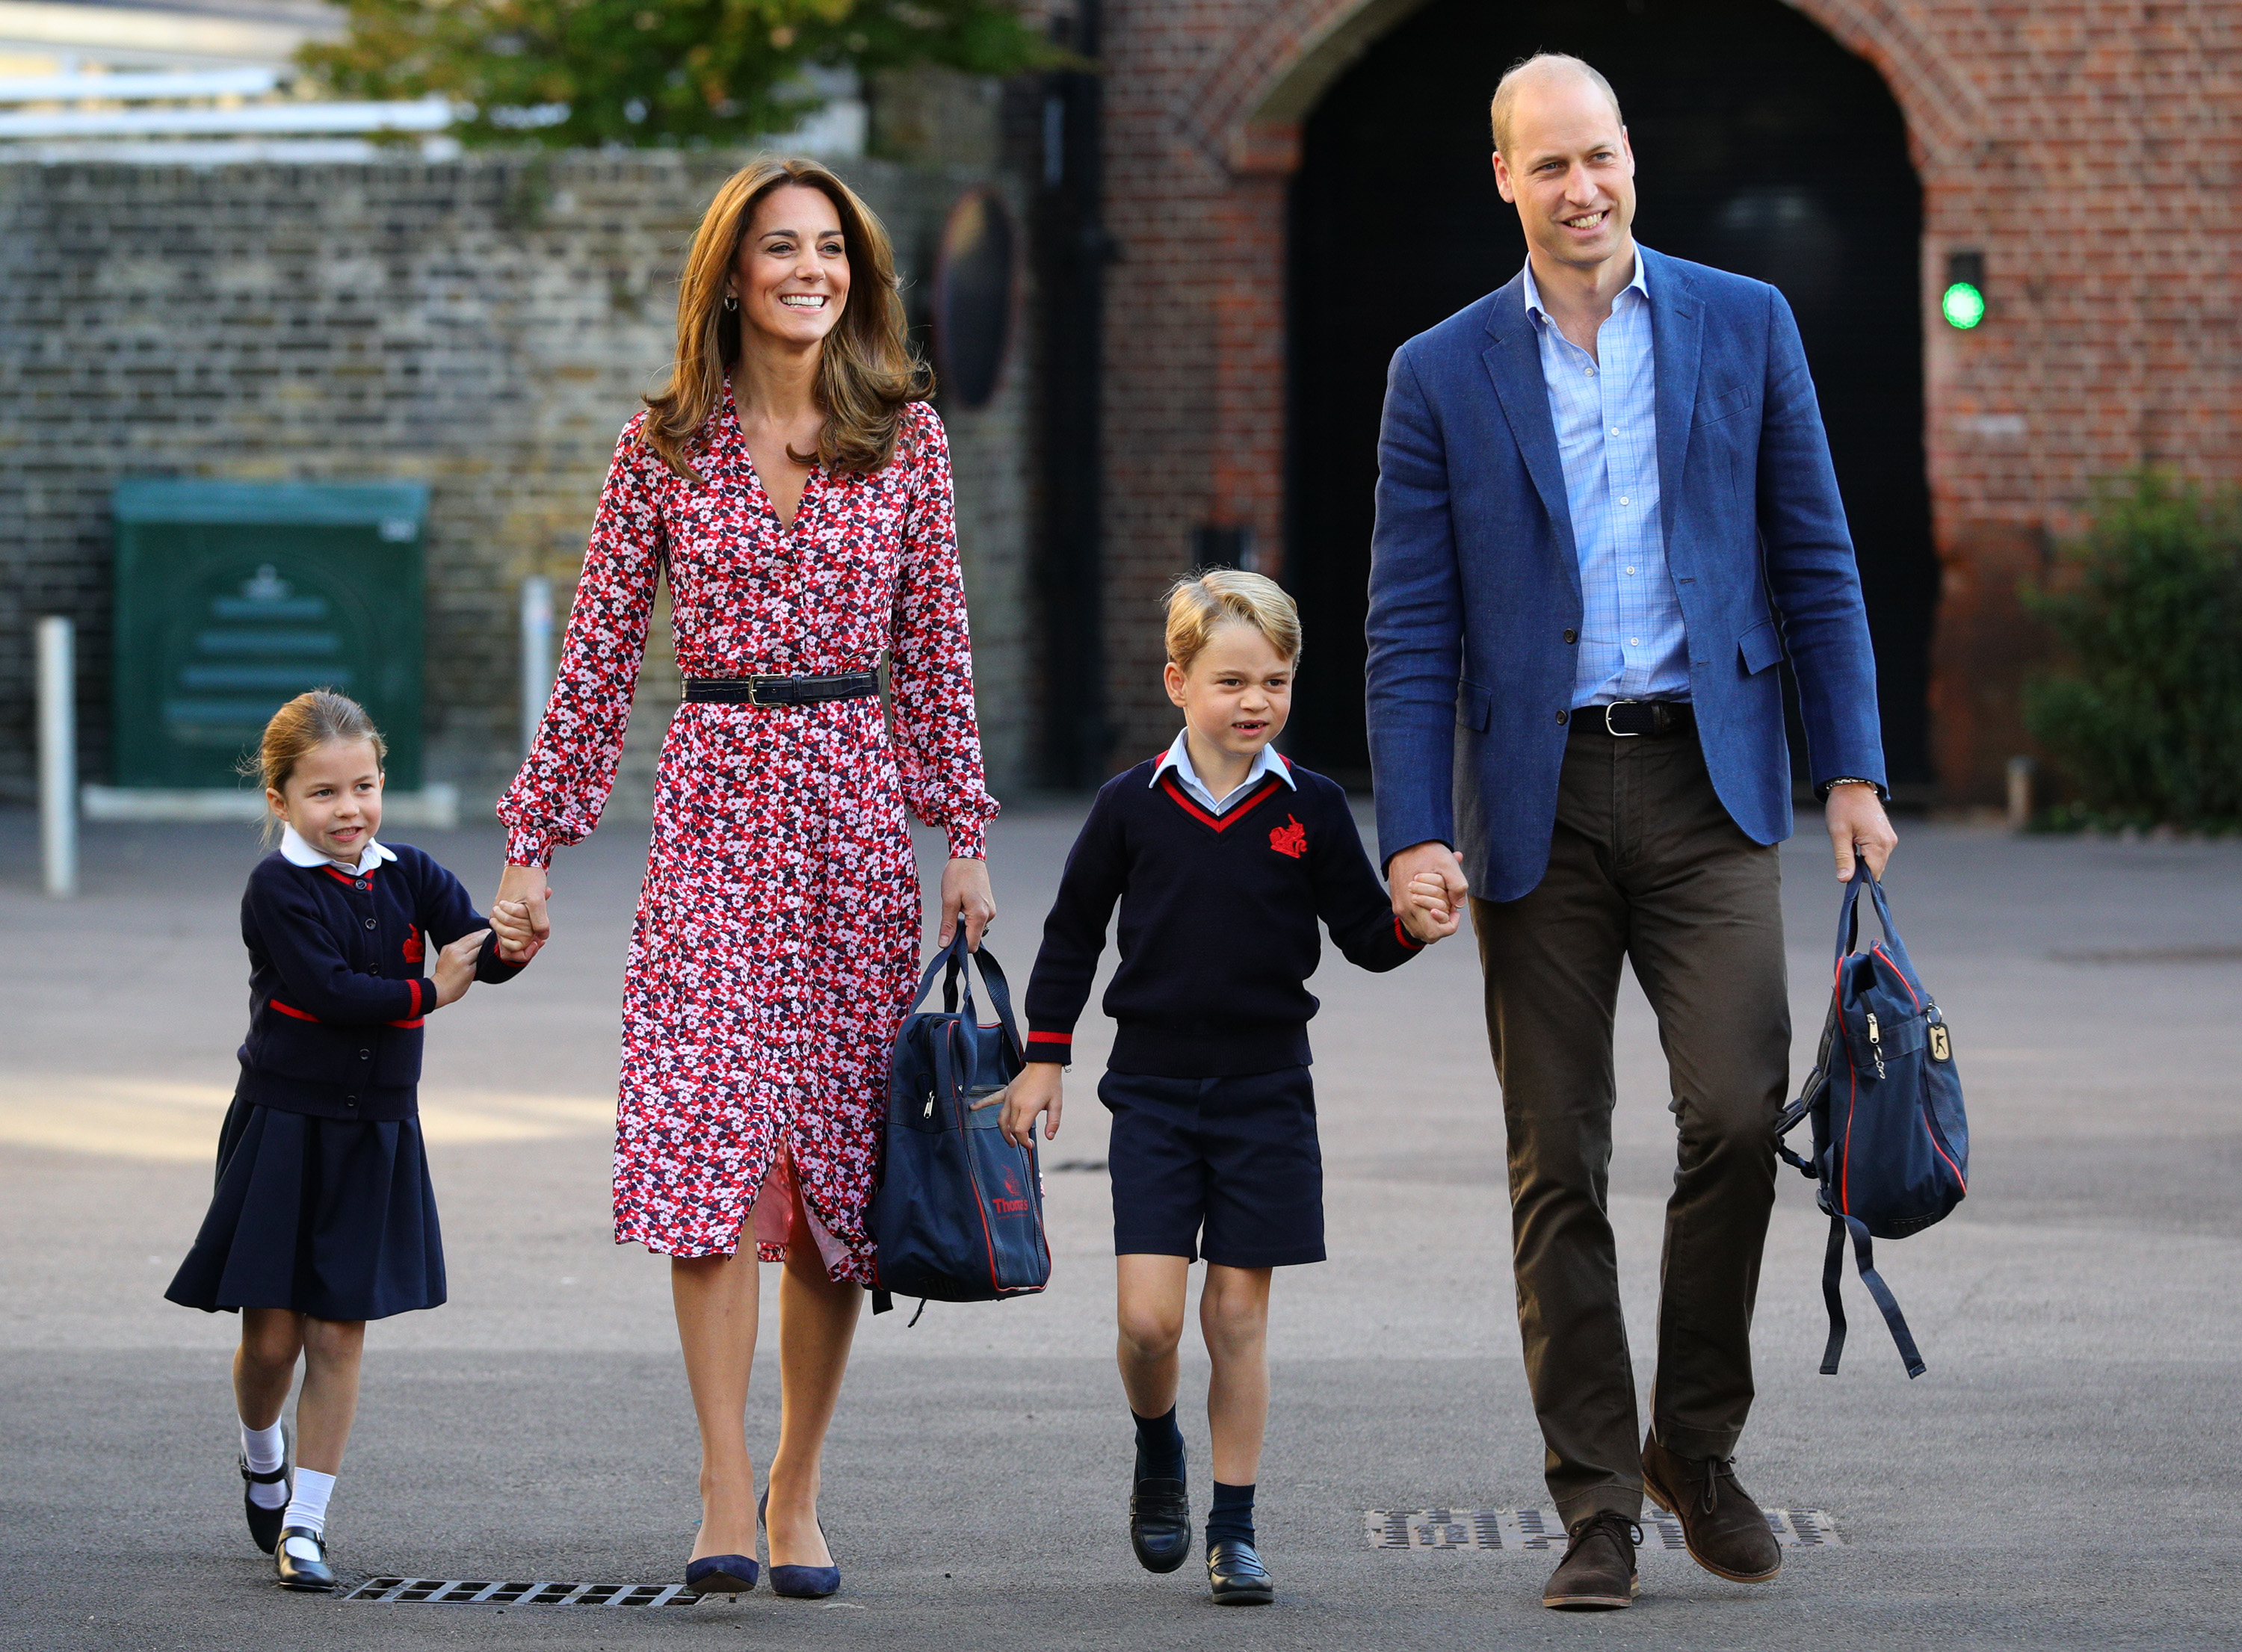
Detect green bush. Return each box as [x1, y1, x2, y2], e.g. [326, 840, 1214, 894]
[2025, 474, 2242, 832]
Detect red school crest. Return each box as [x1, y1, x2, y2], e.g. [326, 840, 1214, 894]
[1269, 816, 1307, 859]
[401, 925, 424, 964]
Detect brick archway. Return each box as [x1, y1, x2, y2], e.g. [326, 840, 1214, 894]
[1196, 0, 1982, 174]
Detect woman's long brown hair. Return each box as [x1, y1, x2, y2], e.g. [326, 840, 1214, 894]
[642, 157, 930, 483]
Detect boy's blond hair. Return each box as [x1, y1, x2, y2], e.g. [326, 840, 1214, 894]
[1162, 567, 1302, 673]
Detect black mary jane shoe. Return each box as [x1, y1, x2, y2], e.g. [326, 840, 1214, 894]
[1128, 1446, 1192, 1575]
[274, 1526, 336, 1592]
[240, 1452, 290, 1555]
[1206, 1538, 1275, 1606]
[685, 1554, 759, 1595]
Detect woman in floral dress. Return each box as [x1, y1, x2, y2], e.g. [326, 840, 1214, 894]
[490, 158, 999, 1595]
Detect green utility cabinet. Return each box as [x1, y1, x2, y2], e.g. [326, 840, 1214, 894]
[111, 480, 428, 791]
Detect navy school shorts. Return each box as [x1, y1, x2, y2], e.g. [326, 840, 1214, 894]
[1098, 1065, 1325, 1269]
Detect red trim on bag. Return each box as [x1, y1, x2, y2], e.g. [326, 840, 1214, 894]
[386, 1017, 425, 1029]
[951, 1024, 1006, 1292]
[1927, 1127, 1966, 1192]
[269, 999, 320, 1023]
[1871, 944, 1922, 1010]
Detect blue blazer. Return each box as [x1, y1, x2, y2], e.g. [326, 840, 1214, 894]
[1364, 247, 1886, 903]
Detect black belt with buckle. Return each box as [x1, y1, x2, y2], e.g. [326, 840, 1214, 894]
[682, 672, 880, 707]
[1593, 699, 1696, 738]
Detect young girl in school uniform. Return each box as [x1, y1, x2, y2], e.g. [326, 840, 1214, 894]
[165, 690, 527, 1590]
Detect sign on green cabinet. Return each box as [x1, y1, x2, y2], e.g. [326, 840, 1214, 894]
[111, 480, 427, 791]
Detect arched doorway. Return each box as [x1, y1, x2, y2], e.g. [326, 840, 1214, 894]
[1284, 0, 1933, 790]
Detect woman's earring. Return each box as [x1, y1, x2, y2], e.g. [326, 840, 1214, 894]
[723, 292, 738, 312]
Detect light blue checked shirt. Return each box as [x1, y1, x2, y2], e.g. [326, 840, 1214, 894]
[1522, 254, 1691, 707]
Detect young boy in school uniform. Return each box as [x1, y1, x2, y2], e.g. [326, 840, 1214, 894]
[999, 569, 1458, 1605]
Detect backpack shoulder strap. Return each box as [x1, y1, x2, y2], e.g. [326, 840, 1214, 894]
[1821, 1212, 1927, 1379]
[1776, 993, 1841, 1176]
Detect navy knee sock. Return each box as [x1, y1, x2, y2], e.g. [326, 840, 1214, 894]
[1131, 1406, 1185, 1482]
[1206, 1481, 1255, 1548]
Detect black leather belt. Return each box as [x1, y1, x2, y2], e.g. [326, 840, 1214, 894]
[1587, 699, 1696, 738]
[682, 672, 879, 707]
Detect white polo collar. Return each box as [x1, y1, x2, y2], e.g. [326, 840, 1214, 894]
[280, 823, 397, 876]
[1150, 730, 1294, 813]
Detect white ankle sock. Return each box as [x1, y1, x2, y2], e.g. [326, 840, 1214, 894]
[241, 1421, 288, 1509]
[283, 1467, 336, 1539]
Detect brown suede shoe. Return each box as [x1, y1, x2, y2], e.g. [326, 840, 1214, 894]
[1640, 1430, 1782, 1582]
[1540, 1512, 1642, 1610]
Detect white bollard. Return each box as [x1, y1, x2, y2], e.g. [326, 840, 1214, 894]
[2005, 755, 2034, 832]
[37, 615, 76, 897]
[519, 575, 554, 757]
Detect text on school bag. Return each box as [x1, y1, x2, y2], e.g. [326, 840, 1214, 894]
[868, 929, 1051, 1317]
[1775, 867, 1968, 1379]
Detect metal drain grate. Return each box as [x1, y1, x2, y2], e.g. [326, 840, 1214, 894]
[342, 1578, 701, 1606]
[1365, 1508, 1841, 1551]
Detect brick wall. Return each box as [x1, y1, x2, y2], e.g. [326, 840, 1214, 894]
[1093, 0, 2241, 799]
[0, 151, 1037, 815]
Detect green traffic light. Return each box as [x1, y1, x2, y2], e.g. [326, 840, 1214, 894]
[1942, 281, 1986, 330]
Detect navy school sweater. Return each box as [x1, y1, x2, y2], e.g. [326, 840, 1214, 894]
[1022, 755, 1422, 1077]
[237, 844, 524, 1121]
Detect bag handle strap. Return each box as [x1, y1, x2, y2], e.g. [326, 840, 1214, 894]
[911, 929, 1023, 1064]
[1835, 867, 1921, 984]
[971, 946, 1023, 1062]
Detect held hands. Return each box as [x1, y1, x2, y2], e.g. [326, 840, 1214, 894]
[1825, 783, 1898, 882]
[491, 864, 552, 962]
[1401, 871, 1463, 943]
[1389, 841, 1469, 939]
[489, 900, 537, 956]
[433, 929, 491, 1008]
[997, 1062, 1063, 1148]
[937, 857, 996, 952]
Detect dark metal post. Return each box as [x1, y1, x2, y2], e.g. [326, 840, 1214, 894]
[1033, 0, 1112, 787]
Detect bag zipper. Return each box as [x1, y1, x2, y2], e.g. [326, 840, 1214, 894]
[1865, 1011, 1885, 1080]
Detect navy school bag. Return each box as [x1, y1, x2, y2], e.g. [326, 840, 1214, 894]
[868, 929, 1051, 1317]
[1775, 868, 1968, 1379]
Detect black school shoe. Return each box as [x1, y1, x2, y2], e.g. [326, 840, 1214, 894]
[274, 1526, 336, 1591]
[240, 1451, 290, 1554]
[1128, 1444, 1191, 1574]
[1206, 1539, 1274, 1605]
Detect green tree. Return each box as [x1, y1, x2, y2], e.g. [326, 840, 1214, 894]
[2025, 474, 2242, 832]
[300, 0, 1048, 149]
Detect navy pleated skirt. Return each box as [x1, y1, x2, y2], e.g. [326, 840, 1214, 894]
[165, 1092, 446, 1322]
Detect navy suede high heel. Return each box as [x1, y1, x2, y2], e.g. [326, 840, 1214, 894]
[759, 1491, 841, 1598]
[685, 1553, 759, 1594]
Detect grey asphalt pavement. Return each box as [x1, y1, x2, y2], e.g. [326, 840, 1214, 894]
[3, 799, 2240, 1651]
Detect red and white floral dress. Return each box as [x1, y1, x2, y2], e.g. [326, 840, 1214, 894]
[499, 388, 998, 1278]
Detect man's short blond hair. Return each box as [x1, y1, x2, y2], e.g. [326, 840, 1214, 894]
[1489, 52, 1624, 158]
[1163, 567, 1302, 673]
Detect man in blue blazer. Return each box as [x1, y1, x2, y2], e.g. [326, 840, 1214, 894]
[1365, 54, 1897, 1610]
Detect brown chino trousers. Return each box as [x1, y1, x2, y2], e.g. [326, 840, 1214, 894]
[1470, 720, 1789, 1524]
